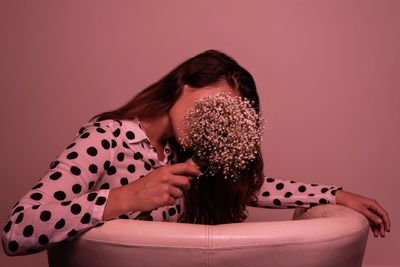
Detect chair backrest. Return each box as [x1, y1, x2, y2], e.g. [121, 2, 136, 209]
[47, 204, 369, 267]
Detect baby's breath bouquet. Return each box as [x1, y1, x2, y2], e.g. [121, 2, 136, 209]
[178, 92, 264, 182]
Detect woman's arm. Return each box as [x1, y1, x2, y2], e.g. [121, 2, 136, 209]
[251, 176, 343, 208]
[335, 190, 391, 238]
[1, 122, 116, 256]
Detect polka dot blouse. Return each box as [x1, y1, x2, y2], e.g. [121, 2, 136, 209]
[1, 118, 343, 256]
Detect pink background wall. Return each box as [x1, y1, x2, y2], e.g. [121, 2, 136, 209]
[1, 0, 398, 266]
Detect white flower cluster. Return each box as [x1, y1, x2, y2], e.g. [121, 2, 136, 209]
[178, 92, 264, 181]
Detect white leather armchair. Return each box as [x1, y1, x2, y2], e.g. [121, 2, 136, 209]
[47, 204, 369, 267]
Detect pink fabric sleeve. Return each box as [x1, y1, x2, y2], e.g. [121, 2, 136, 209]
[1, 123, 114, 256]
[252, 176, 343, 209]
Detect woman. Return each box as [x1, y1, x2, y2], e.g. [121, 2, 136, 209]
[1, 49, 390, 256]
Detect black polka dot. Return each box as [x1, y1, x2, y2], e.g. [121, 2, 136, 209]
[123, 142, 129, 149]
[80, 132, 90, 139]
[117, 152, 124, 161]
[284, 192, 293, 198]
[12, 206, 24, 215]
[298, 185, 306, 192]
[95, 197, 106, 206]
[32, 205, 40, 209]
[266, 178, 275, 183]
[50, 160, 60, 169]
[50, 171, 62, 180]
[101, 139, 110, 150]
[311, 184, 318, 187]
[67, 229, 78, 237]
[120, 177, 128, 185]
[331, 190, 337, 196]
[89, 164, 98, 174]
[32, 183, 43, 190]
[168, 208, 176, 216]
[70, 166, 81, 176]
[100, 183, 109, 189]
[276, 183, 284, 190]
[111, 139, 117, 148]
[15, 212, 24, 224]
[40, 210, 51, 222]
[54, 191, 66, 201]
[3, 220, 11, 233]
[38, 234, 49, 245]
[80, 213, 91, 224]
[126, 131, 135, 140]
[127, 164, 136, 173]
[319, 198, 328, 204]
[262, 191, 270, 197]
[107, 166, 117, 175]
[78, 127, 86, 135]
[149, 159, 156, 166]
[273, 199, 281, 206]
[113, 128, 120, 137]
[176, 204, 181, 213]
[8, 240, 18, 252]
[310, 203, 318, 207]
[308, 193, 315, 196]
[30, 192, 43, 200]
[23, 225, 34, 237]
[88, 181, 95, 190]
[87, 192, 97, 201]
[71, 204, 81, 215]
[144, 162, 152, 170]
[66, 152, 78, 159]
[290, 180, 296, 183]
[134, 152, 143, 160]
[55, 218, 65, 229]
[93, 122, 100, 127]
[295, 200, 304, 206]
[321, 187, 329, 193]
[61, 200, 71, 206]
[72, 184, 82, 194]
[162, 211, 167, 221]
[103, 161, 110, 170]
[87, 147, 98, 156]
[66, 143, 76, 149]
[96, 127, 106, 134]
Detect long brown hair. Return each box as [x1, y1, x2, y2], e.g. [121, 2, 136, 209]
[89, 49, 264, 224]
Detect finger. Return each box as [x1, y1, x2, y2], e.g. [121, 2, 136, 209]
[166, 175, 191, 191]
[168, 186, 183, 199]
[168, 162, 202, 177]
[367, 202, 391, 232]
[167, 195, 177, 206]
[363, 208, 385, 236]
[363, 207, 383, 226]
[369, 221, 379, 237]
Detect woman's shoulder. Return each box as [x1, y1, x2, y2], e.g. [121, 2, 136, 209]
[78, 118, 147, 143]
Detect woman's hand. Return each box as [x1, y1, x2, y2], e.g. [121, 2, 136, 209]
[124, 161, 202, 212]
[335, 190, 391, 238]
[102, 160, 202, 221]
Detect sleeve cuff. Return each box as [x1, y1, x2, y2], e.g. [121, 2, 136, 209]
[327, 186, 343, 204]
[91, 189, 111, 225]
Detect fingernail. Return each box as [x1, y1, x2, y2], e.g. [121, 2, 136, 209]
[377, 219, 382, 224]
